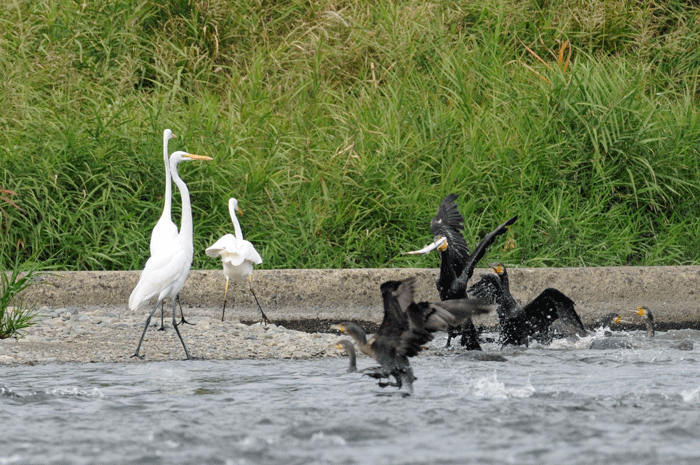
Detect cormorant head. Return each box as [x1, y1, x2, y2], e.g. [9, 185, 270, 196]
[433, 235, 448, 252]
[600, 313, 623, 326]
[489, 262, 506, 276]
[636, 306, 655, 337]
[331, 322, 367, 345]
[636, 306, 653, 322]
[380, 279, 403, 296]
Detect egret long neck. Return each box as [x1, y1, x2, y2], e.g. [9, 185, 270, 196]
[229, 202, 244, 240]
[162, 133, 173, 222]
[170, 158, 192, 244]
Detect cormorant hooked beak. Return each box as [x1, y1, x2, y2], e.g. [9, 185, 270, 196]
[402, 236, 448, 255]
[489, 263, 504, 274]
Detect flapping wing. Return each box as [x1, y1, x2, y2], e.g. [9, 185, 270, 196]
[430, 194, 472, 272]
[397, 302, 434, 358]
[545, 288, 586, 336]
[450, 215, 518, 290]
[521, 288, 586, 337]
[205, 234, 236, 258]
[467, 274, 503, 305]
[377, 279, 413, 338]
[419, 299, 493, 332]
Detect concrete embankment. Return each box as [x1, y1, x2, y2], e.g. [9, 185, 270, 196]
[21, 266, 700, 330]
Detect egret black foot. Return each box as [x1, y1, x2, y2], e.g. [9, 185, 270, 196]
[130, 353, 145, 359]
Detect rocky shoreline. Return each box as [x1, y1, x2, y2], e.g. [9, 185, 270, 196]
[5, 266, 700, 365]
[0, 306, 352, 365]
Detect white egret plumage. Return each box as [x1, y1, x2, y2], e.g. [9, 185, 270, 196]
[149, 129, 189, 330]
[205, 198, 269, 324]
[129, 150, 213, 359]
[149, 129, 179, 256]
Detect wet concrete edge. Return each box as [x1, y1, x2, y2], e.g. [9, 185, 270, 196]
[18, 266, 700, 330]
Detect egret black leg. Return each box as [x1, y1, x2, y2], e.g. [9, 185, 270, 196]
[158, 302, 166, 331]
[175, 294, 193, 325]
[171, 299, 192, 360]
[132, 303, 161, 359]
[250, 287, 269, 325]
[221, 278, 230, 322]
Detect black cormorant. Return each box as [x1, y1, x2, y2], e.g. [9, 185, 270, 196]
[332, 277, 493, 390]
[636, 306, 654, 337]
[337, 340, 357, 373]
[468, 263, 587, 347]
[595, 313, 623, 329]
[405, 194, 517, 349]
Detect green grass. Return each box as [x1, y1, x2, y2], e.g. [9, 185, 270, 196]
[0, 264, 40, 338]
[2, 0, 700, 271]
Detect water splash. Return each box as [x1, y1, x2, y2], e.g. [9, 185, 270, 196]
[468, 372, 535, 399]
[680, 386, 700, 403]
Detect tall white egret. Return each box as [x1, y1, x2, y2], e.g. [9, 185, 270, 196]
[150, 129, 178, 256]
[130, 151, 213, 359]
[150, 129, 189, 330]
[205, 198, 269, 324]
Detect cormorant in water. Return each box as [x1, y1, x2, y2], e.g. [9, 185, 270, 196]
[332, 277, 492, 391]
[595, 313, 624, 330]
[404, 194, 517, 349]
[468, 263, 587, 347]
[337, 340, 357, 373]
[588, 314, 633, 350]
[636, 306, 654, 337]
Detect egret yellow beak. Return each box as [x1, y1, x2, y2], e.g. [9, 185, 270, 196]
[636, 306, 645, 317]
[184, 153, 213, 161]
[330, 324, 346, 333]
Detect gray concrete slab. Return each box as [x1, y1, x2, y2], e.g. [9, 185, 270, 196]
[19, 266, 700, 329]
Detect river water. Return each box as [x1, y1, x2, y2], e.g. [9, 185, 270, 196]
[2, 328, 700, 465]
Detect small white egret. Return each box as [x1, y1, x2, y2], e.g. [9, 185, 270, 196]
[205, 198, 269, 324]
[129, 150, 213, 359]
[149, 129, 189, 330]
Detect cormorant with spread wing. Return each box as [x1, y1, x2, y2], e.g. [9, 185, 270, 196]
[468, 263, 587, 347]
[404, 194, 517, 349]
[332, 277, 492, 391]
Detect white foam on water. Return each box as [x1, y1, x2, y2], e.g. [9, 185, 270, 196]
[0, 454, 22, 465]
[310, 431, 347, 446]
[44, 387, 104, 398]
[468, 371, 535, 399]
[680, 385, 700, 403]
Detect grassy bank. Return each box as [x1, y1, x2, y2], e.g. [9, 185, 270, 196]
[2, 0, 700, 271]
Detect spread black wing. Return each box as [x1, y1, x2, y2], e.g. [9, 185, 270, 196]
[521, 288, 586, 338]
[377, 278, 415, 339]
[467, 274, 504, 305]
[431, 194, 472, 281]
[443, 215, 518, 298]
